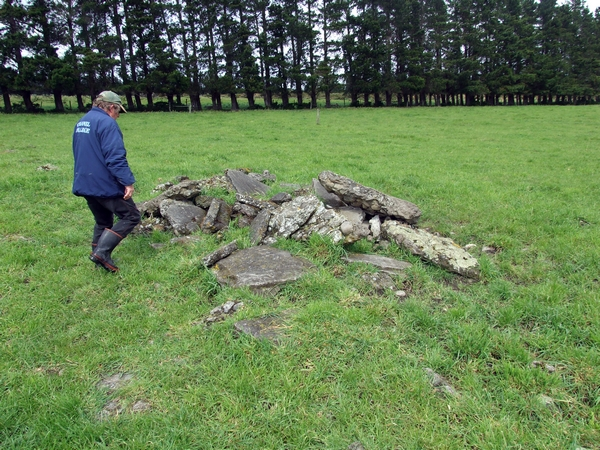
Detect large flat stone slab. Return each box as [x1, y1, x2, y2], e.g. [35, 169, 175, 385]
[212, 246, 316, 294]
[381, 221, 479, 278]
[226, 169, 269, 195]
[343, 253, 412, 274]
[318, 171, 421, 224]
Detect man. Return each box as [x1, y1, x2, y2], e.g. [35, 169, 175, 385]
[72, 91, 140, 272]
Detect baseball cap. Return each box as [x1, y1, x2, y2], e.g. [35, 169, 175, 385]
[97, 91, 127, 112]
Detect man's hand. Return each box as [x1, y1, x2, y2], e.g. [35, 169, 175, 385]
[123, 185, 134, 200]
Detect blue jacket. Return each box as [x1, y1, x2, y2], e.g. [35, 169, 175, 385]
[72, 107, 136, 198]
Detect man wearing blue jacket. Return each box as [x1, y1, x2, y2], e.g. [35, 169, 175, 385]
[72, 91, 140, 272]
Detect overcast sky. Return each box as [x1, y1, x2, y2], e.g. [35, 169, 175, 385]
[574, 0, 600, 11]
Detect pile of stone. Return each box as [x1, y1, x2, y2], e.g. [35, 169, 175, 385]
[135, 169, 479, 279]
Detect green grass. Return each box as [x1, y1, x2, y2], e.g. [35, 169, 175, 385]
[1, 106, 599, 449]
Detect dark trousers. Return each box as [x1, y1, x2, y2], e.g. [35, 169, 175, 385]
[85, 196, 141, 245]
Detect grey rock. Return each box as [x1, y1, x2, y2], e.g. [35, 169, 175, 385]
[290, 203, 346, 243]
[250, 209, 272, 245]
[335, 206, 366, 224]
[213, 246, 315, 294]
[340, 221, 354, 235]
[395, 290, 407, 299]
[201, 198, 231, 233]
[369, 215, 382, 240]
[382, 221, 479, 278]
[268, 195, 321, 239]
[425, 368, 460, 398]
[531, 360, 557, 373]
[235, 193, 277, 210]
[312, 178, 346, 208]
[361, 271, 397, 294]
[270, 192, 293, 204]
[226, 169, 270, 195]
[318, 171, 421, 224]
[343, 253, 412, 274]
[482, 245, 498, 254]
[160, 199, 206, 236]
[248, 169, 276, 184]
[99, 398, 124, 419]
[344, 223, 371, 244]
[203, 300, 244, 324]
[202, 240, 239, 267]
[152, 181, 173, 192]
[236, 215, 254, 228]
[234, 309, 296, 344]
[138, 179, 211, 217]
[348, 442, 365, 450]
[232, 202, 260, 218]
[194, 195, 216, 209]
[97, 373, 133, 392]
[131, 400, 151, 413]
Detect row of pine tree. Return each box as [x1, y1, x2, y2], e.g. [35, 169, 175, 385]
[1, 0, 599, 112]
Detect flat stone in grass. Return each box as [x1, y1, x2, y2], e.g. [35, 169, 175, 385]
[212, 246, 316, 295]
[343, 253, 412, 275]
[425, 368, 460, 398]
[234, 310, 296, 344]
[361, 271, 398, 294]
[96, 373, 133, 393]
[99, 398, 124, 419]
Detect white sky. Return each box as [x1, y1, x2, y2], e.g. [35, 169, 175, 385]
[576, 0, 600, 11]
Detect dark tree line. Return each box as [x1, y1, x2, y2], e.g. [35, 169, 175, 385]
[1, 0, 600, 113]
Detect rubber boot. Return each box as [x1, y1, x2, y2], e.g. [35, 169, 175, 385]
[90, 229, 122, 272]
[90, 243, 101, 268]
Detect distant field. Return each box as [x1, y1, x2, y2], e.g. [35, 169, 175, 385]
[1, 106, 599, 448]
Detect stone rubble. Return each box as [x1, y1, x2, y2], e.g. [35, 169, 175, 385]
[135, 168, 480, 279]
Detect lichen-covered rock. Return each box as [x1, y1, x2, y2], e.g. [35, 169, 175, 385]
[290, 203, 346, 243]
[159, 199, 206, 236]
[250, 209, 272, 245]
[268, 195, 321, 239]
[202, 240, 239, 267]
[201, 198, 231, 233]
[318, 171, 421, 224]
[381, 221, 479, 278]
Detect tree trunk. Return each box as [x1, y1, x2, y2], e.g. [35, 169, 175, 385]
[53, 90, 64, 112]
[246, 91, 255, 108]
[2, 86, 12, 113]
[230, 93, 239, 111]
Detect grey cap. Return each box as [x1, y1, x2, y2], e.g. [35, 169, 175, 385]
[96, 91, 127, 112]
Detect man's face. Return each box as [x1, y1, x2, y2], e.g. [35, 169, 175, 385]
[107, 104, 121, 120]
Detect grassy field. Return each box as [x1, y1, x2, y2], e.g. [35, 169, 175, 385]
[1, 106, 599, 449]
